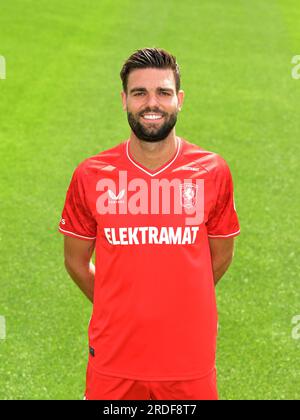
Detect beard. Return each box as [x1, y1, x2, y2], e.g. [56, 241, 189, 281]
[127, 108, 178, 143]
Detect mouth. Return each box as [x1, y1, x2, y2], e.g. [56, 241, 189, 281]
[141, 113, 164, 122]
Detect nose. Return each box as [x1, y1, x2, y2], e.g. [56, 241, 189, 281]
[145, 93, 160, 109]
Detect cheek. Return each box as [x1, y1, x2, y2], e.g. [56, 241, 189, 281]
[167, 97, 179, 110]
[127, 100, 145, 114]
[166, 103, 179, 116]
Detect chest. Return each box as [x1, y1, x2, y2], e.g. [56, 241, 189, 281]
[85, 169, 216, 230]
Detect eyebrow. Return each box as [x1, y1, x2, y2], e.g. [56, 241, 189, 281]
[129, 87, 174, 94]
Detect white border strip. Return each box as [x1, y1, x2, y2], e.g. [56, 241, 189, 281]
[59, 227, 96, 240]
[208, 229, 241, 238]
[126, 137, 182, 177]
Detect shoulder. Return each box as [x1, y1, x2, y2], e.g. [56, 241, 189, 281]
[181, 138, 230, 177]
[73, 141, 126, 178]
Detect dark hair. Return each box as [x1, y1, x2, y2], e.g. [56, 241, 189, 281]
[120, 48, 181, 94]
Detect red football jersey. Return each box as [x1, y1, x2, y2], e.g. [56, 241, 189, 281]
[58, 137, 240, 381]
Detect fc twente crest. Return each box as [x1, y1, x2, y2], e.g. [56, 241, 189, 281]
[180, 183, 198, 209]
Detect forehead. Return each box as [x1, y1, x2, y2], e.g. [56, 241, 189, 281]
[127, 68, 176, 91]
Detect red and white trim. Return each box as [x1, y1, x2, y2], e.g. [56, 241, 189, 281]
[59, 227, 96, 240]
[126, 137, 182, 177]
[207, 229, 240, 238]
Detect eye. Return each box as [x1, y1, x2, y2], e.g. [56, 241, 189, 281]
[160, 91, 171, 96]
[134, 92, 145, 96]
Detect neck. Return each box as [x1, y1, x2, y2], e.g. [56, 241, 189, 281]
[128, 131, 178, 171]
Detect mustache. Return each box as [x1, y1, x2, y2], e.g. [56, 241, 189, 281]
[138, 108, 166, 117]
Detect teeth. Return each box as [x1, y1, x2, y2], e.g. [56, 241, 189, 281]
[143, 114, 163, 120]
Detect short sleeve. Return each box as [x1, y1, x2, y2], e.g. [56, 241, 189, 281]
[58, 166, 97, 241]
[206, 158, 240, 238]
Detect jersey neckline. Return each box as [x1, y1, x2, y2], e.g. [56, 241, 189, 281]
[125, 136, 183, 177]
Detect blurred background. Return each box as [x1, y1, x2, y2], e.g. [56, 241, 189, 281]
[0, 0, 299, 399]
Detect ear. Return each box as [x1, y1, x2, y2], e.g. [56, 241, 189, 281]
[121, 91, 127, 111]
[177, 89, 185, 111]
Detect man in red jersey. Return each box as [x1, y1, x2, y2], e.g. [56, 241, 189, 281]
[58, 48, 240, 400]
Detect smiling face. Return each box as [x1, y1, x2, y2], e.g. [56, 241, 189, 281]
[121, 68, 184, 142]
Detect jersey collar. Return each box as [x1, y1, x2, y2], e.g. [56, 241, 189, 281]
[126, 137, 182, 177]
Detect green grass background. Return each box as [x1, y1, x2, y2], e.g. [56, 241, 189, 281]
[0, 0, 299, 400]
